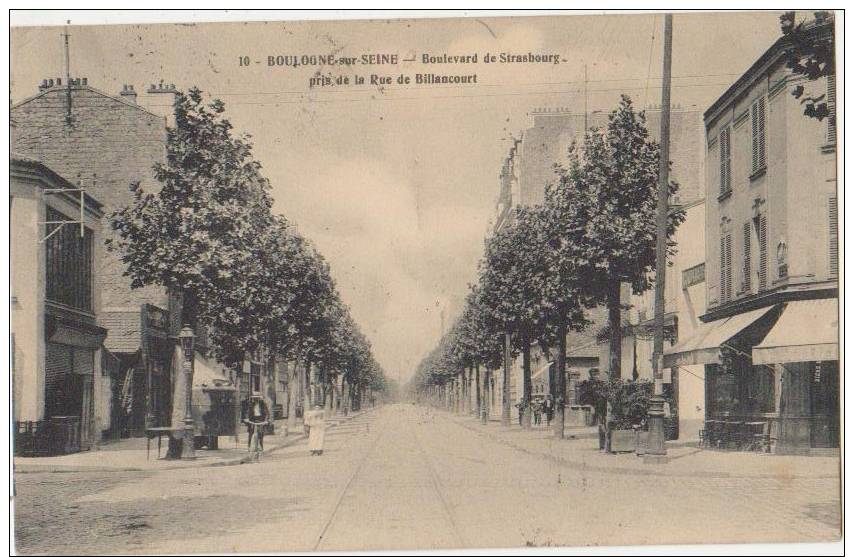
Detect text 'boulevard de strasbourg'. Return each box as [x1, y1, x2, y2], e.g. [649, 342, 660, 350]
[264, 51, 564, 68]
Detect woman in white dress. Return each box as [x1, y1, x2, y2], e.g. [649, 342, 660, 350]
[307, 405, 326, 455]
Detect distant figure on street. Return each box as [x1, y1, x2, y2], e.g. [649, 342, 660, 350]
[306, 405, 327, 455]
[241, 391, 271, 451]
[533, 400, 542, 426]
[544, 395, 555, 427]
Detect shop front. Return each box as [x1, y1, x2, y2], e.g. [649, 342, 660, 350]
[665, 299, 839, 454]
[43, 313, 107, 453]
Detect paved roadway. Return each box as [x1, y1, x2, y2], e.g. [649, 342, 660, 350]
[13, 404, 840, 554]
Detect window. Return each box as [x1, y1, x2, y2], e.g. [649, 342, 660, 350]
[45, 207, 94, 312]
[829, 197, 838, 276]
[720, 234, 732, 302]
[710, 365, 738, 414]
[719, 126, 732, 196]
[827, 75, 836, 144]
[751, 96, 767, 174]
[747, 365, 775, 414]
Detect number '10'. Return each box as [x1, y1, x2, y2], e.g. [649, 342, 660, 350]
[239, 56, 250, 66]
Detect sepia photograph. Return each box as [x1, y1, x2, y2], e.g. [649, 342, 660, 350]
[8, 9, 842, 555]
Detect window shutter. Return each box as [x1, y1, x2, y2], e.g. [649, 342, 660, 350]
[757, 97, 766, 169]
[758, 216, 768, 290]
[719, 127, 732, 195]
[724, 128, 731, 192]
[751, 103, 759, 172]
[725, 234, 733, 300]
[719, 130, 727, 195]
[720, 234, 732, 302]
[827, 75, 836, 144]
[720, 237, 726, 301]
[742, 222, 751, 293]
[829, 196, 838, 276]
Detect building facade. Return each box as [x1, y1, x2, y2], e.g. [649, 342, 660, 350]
[494, 105, 704, 435]
[665, 21, 838, 453]
[12, 156, 108, 454]
[12, 78, 179, 439]
[627, 199, 707, 440]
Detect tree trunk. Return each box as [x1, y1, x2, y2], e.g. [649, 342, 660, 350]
[342, 378, 350, 415]
[481, 368, 490, 424]
[502, 331, 512, 427]
[553, 317, 567, 439]
[303, 358, 312, 434]
[607, 279, 623, 380]
[465, 367, 473, 414]
[324, 375, 334, 419]
[521, 337, 532, 429]
[475, 365, 481, 419]
[287, 360, 299, 435]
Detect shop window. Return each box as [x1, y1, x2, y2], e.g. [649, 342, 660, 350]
[746, 365, 775, 414]
[710, 366, 738, 414]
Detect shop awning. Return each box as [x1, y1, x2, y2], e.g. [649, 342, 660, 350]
[193, 353, 236, 391]
[752, 299, 838, 365]
[663, 305, 776, 368]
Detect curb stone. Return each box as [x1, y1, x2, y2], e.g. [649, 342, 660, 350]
[450, 413, 838, 481]
[14, 408, 378, 475]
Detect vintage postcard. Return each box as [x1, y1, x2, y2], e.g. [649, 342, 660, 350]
[9, 9, 842, 555]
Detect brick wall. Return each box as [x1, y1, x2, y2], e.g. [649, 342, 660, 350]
[12, 85, 170, 314]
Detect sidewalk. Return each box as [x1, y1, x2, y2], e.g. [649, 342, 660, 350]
[14, 408, 374, 474]
[449, 412, 840, 480]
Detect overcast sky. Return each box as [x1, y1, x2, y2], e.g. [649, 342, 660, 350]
[11, 12, 784, 384]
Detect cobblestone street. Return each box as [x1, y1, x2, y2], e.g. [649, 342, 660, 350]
[13, 404, 841, 554]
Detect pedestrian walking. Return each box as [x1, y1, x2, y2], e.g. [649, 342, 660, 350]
[544, 395, 554, 427]
[306, 405, 326, 455]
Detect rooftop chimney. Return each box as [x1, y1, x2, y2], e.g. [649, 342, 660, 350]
[139, 79, 180, 127]
[120, 84, 138, 104]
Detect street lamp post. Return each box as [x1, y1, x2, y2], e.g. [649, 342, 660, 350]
[179, 325, 196, 459]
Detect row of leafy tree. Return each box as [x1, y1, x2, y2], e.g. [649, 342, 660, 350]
[411, 95, 684, 437]
[108, 88, 387, 447]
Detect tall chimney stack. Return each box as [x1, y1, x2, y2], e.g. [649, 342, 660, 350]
[120, 84, 138, 104]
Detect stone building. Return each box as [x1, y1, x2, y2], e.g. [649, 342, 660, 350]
[11, 155, 107, 454]
[12, 78, 178, 439]
[665, 19, 838, 453]
[492, 105, 704, 434]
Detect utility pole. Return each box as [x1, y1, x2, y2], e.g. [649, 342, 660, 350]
[583, 64, 588, 132]
[63, 27, 72, 124]
[646, 13, 673, 463]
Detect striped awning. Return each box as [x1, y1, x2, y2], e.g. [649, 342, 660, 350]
[752, 299, 838, 365]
